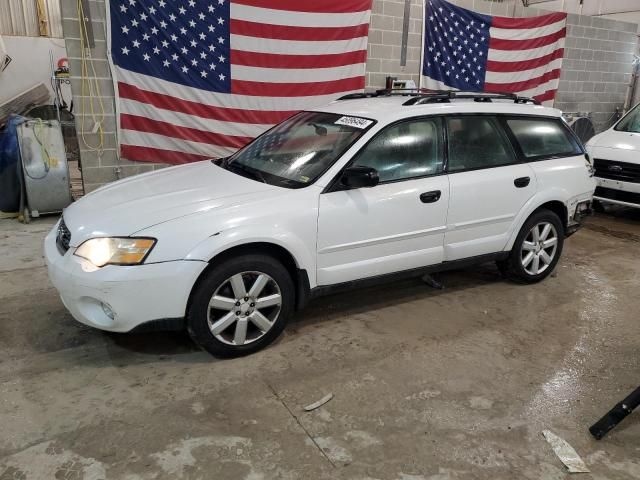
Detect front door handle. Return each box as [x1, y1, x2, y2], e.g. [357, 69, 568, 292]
[420, 190, 441, 203]
[514, 176, 531, 188]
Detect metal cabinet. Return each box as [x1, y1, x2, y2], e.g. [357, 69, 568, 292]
[17, 119, 72, 216]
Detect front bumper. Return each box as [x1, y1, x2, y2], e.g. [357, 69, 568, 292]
[44, 224, 208, 332]
[594, 177, 640, 208]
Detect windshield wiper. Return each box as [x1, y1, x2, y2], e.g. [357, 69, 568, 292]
[227, 162, 267, 183]
[211, 156, 229, 167]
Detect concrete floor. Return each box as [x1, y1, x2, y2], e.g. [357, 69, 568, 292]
[0, 211, 639, 480]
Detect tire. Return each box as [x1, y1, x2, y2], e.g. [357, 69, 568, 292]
[497, 209, 564, 284]
[187, 254, 294, 358]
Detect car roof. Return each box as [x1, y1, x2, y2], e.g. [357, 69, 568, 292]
[314, 95, 562, 125]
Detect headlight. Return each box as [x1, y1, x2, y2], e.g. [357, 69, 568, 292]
[74, 237, 156, 267]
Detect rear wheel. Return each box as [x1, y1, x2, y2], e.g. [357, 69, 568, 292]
[497, 209, 564, 284]
[187, 254, 294, 358]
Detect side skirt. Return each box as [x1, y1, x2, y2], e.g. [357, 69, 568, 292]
[304, 251, 509, 304]
[125, 253, 509, 331]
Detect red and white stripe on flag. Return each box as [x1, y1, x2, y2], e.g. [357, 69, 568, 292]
[421, 0, 566, 107]
[110, 0, 372, 165]
[486, 13, 567, 104]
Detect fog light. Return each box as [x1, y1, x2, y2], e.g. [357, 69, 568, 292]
[101, 302, 115, 320]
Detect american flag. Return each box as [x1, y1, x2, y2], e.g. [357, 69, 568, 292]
[108, 0, 372, 164]
[421, 0, 566, 105]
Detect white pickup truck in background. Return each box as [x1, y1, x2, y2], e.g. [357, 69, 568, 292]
[587, 103, 640, 210]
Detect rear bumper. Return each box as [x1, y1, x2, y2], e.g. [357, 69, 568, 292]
[594, 177, 640, 208]
[44, 225, 208, 332]
[566, 199, 593, 237]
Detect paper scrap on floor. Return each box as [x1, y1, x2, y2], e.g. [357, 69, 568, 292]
[542, 429, 590, 473]
[304, 393, 333, 412]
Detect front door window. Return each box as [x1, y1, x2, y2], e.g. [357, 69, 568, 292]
[351, 118, 444, 182]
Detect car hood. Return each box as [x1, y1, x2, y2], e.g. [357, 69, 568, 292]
[63, 161, 283, 246]
[587, 129, 640, 149]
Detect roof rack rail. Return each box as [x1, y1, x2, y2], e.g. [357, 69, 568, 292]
[402, 91, 541, 106]
[402, 92, 451, 105]
[337, 90, 541, 106]
[337, 92, 381, 100]
[337, 88, 427, 101]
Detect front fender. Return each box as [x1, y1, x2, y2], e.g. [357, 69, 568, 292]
[185, 225, 317, 287]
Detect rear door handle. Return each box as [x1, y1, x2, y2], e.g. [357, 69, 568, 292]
[420, 190, 441, 203]
[514, 176, 531, 188]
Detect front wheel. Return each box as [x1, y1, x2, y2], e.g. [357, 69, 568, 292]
[497, 209, 564, 284]
[187, 254, 294, 358]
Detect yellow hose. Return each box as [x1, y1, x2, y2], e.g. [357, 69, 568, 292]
[77, 0, 105, 154]
[32, 119, 51, 172]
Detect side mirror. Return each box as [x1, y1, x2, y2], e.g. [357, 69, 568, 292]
[340, 166, 379, 189]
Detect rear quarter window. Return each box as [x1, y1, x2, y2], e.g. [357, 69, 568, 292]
[506, 117, 582, 159]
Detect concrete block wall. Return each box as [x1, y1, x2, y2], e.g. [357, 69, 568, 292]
[367, 0, 640, 132]
[60, 0, 165, 193]
[366, 0, 424, 89]
[554, 14, 638, 131]
[512, 1, 639, 132]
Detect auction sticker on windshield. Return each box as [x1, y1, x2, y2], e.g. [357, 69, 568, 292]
[335, 116, 373, 129]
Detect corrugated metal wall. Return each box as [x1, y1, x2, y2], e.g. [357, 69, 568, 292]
[45, 0, 62, 37]
[0, 0, 63, 37]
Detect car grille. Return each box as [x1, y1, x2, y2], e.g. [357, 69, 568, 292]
[56, 218, 71, 254]
[594, 186, 640, 205]
[593, 158, 640, 183]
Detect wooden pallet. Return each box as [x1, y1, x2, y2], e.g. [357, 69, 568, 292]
[68, 160, 84, 200]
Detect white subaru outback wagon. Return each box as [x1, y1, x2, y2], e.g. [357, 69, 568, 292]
[45, 91, 595, 357]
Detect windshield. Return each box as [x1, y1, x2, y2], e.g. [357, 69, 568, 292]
[615, 103, 640, 133]
[223, 111, 374, 188]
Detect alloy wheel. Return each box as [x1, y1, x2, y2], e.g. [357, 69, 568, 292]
[521, 221, 559, 276]
[207, 271, 282, 346]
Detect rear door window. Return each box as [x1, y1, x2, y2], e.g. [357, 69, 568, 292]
[446, 116, 517, 172]
[506, 117, 582, 159]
